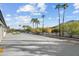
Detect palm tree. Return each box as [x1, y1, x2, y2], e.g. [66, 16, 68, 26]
[62, 3, 68, 36]
[35, 19, 40, 29]
[55, 4, 62, 36]
[31, 18, 36, 29]
[23, 25, 26, 30]
[42, 15, 45, 33]
[31, 18, 40, 29]
[19, 25, 21, 27]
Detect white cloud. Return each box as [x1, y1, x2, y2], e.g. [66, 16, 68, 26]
[72, 10, 79, 14]
[73, 3, 79, 9]
[17, 3, 47, 15]
[17, 4, 35, 13]
[31, 12, 41, 15]
[15, 16, 31, 25]
[73, 3, 79, 14]
[5, 18, 11, 21]
[5, 15, 32, 28]
[5, 17, 14, 27]
[48, 17, 53, 20]
[37, 3, 46, 12]
[38, 18, 43, 22]
[6, 14, 11, 17]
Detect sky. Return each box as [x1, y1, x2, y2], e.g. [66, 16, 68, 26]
[0, 3, 79, 29]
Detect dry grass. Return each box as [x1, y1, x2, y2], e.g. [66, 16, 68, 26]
[0, 48, 4, 55]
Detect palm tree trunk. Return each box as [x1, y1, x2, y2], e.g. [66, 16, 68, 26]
[35, 23, 37, 29]
[34, 23, 36, 29]
[62, 8, 65, 36]
[33, 23, 34, 29]
[58, 8, 61, 36]
[42, 17, 44, 33]
[37, 24, 38, 29]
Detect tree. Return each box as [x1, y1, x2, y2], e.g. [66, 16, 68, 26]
[54, 29, 59, 35]
[31, 18, 36, 29]
[35, 19, 40, 29]
[23, 25, 26, 30]
[26, 25, 32, 33]
[19, 25, 21, 27]
[42, 15, 45, 33]
[55, 4, 62, 36]
[62, 3, 68, 36]
[31, 18, 40, 29]
[63, 21, 79, 37]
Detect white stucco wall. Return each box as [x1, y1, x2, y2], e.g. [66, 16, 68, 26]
[0, 25, 3, 42]
[0, 25, 7, 42]
[0, 10, 7, 42]
[3, 27, 6, 38]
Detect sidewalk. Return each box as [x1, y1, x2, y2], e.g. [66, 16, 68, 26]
[36, 33, 79, 42]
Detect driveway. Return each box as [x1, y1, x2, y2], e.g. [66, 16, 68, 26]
[0, 33, 79, 56]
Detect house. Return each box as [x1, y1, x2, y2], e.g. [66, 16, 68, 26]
[0, 10, 7, 42]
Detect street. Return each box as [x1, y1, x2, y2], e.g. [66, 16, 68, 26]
[0, 33, 79, 56]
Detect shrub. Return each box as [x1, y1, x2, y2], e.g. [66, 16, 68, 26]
[25, 26, 32, 33]
[53, 29, 59, 33]
[45, 28, 52, 33]
[62, 22, 79, 37]
[31, 29, 36, 33]
[31, 28, 42, 34]
[36, 29, 42, 33]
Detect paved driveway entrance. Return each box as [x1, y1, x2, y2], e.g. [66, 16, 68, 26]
[0, 33, 79, 56]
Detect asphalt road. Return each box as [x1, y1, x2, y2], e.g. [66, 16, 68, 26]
[0, 33, 79, 56]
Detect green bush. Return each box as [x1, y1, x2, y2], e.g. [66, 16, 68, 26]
[62, 21, 79, 37]
[25, 26, 32, 33]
